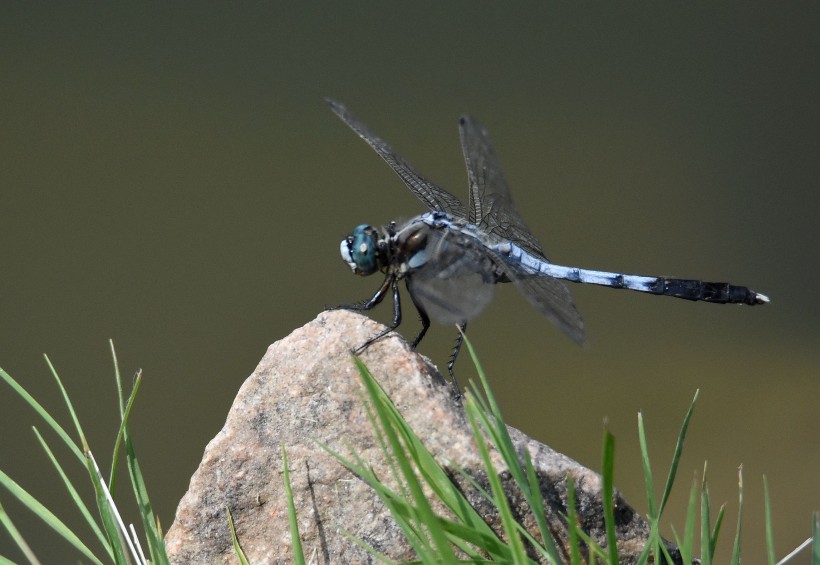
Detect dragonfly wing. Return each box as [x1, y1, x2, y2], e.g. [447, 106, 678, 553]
[487, 250, 585, 344]
[459, 115, 545, 258]
[508, 270, 586, 344]
[327, 99, 467, 218]
[461, 115, 585, 343]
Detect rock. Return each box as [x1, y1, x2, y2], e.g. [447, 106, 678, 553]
[164, 310, 681, 564]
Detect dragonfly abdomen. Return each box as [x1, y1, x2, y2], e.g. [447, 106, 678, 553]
[496, 241, 769, 306]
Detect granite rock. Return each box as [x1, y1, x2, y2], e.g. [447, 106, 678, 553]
[164, 310, 680, 564]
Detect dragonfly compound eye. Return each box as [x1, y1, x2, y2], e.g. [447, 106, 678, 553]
[341, 224, 379, 276]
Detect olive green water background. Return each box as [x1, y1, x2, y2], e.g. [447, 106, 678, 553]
[2, 4, 818, 563]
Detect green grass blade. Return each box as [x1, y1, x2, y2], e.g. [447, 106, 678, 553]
[569, 521, 609, 562]
[110, 339, 125, 417]
[84, 451, 134, 565]
[638, 392, 702, 565]
[444, 461, 538, 560]
[47, 353, 133, 559]
[635, 409, 663, 565]
[711, 503, 726, 559]
[43, 354, 89, 454]
[348, 405, 439, 560]
[637, 411, 657, 522]
[356, 410, 445, 560]
[32, 428, 111, 559]
[671, 476, 697, 565]
[460, 393, 559, 562]
[339, 357, 524, 560]
[108, 340, 158, 560]
[109, 369, 142, 492]
[764, 475, 776, 565]
[659, 389, 699, 515]
[2, 343, 167, 564]
[282, 445, 305, 565]
[601, 425, 619, 564]
[353, 358, 458, 562]
[122, 429, 167, 563]
[700, 464, 711, 565]
[0, 468, 103, 564]
[340, 524, 411, 564]
[325, 435, 439, 559]
[0, 497, 40, 564]
[465, 405, 557, 562]
[461, 333, 533, 491]
[729, 466, 743, 565]
[522, 448, 562, 563]
[358, 381, 414, 508]
[227, 507, 250, 565]
[328, 443, 435, 559]
[636, 517, 671, 565]
[110, 343, 167, 564]
[457, 328, 500, 422]
[656, 536, 677, 564]
[463, 394, 531, 564]
[671, 526, 684, 561]
[460, 331, 563, 562]
[362, 383, 497, 552]
[0, 367, 84, 464]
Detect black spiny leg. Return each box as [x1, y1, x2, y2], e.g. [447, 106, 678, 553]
[407, 282, 431, 349]
[353, 277, 403, 355]
[330, 274, 392, 314]
[447, 322, 468, 395]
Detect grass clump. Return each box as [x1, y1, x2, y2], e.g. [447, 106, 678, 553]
[0, 341, 167, 564]
[0, 337, 815, 563]
[320, 332, 817, 564]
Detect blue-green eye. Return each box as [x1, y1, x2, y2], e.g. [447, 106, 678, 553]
[340, 224, 379, 275]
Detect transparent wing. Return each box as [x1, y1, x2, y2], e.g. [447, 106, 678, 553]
[460, 115, 585, 342]
[327, 99, 467, 218]
[459, 115, 544, 257]
[507, 267, 586, 344]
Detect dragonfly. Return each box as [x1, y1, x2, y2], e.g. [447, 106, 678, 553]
[327, 99, 769, 389]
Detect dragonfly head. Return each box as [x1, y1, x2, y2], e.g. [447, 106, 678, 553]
[340, 224, 381, 276]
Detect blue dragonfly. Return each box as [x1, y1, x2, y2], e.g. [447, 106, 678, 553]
[328, 99, 768, 388]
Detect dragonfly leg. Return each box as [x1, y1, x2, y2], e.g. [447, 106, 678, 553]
[406, 283, 431, 349]
[410, 313, 430, 349]
[353, 278, 402, 355]
[330, 275, 392, 313]
[446, 322, 467, 394]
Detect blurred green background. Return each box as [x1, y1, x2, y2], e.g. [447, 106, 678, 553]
[1, 4, 817, 562]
